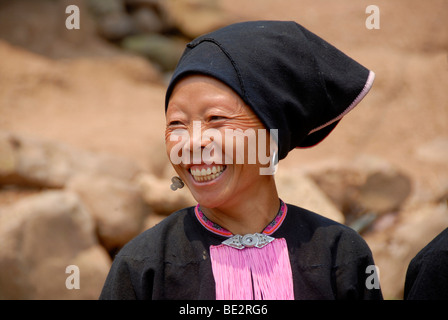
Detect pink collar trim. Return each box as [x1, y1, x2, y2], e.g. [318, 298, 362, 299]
[194, 200, 287, 238]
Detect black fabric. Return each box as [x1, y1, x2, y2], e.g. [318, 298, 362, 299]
[99, 204, 383, 300]
[403, 228, 448, 300]
[165, 20, 373, 160]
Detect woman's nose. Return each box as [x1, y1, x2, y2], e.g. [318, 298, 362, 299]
[184, 121, 207, 150]
[182, 121, 211, 163]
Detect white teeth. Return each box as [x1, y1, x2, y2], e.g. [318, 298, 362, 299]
[190, 165, 226, 182]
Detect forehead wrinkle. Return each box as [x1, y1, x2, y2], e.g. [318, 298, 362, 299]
[167, 76, 247, 117]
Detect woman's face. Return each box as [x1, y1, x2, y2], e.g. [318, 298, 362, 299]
[165, 75, 273, 209]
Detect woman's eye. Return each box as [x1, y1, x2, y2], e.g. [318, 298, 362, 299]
[209, 115, 227, 121]
[168, 120, 184, 127]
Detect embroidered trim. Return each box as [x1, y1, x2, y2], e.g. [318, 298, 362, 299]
[263, 200, 287, 235]
[194, 205, 233, 237]
[194, 199, 287, 238]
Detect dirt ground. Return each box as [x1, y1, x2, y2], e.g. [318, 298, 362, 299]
[0, 0, 447, 299]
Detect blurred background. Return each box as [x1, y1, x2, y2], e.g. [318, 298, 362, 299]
[0, 0, 447, 299]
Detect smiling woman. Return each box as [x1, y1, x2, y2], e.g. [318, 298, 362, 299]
[164, 75, 279, 226]
[99, 20, 382, 300]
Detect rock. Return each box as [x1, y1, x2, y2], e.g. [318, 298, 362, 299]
[87, 0, 124, 17]
[0, 133, 17, 177]
[364, 202, 448, 299]
[415, 137, 448, 165]
[357, 171, 412, 214]
[136, 173, 196, 215]
[160, 0, 236, 38]
[308, 157, 412, 226]
[0, 132, 74, 188]
[0, 131, 141, 188]
[29, 245, 111, 300]
[67, 174, 150, 251]
[275, 168, 345, 224]
[125, 0, 161, 6]
[309, 167, 364, 216]
[96, 12, 136, 41]
[0, 190, 111, 299]
[143, 212, 166, 230]
[62, 55, 164, 85]
[0, 0, 123, 59]
[121, 33, 185, 71]
[131, 7, 165, 34]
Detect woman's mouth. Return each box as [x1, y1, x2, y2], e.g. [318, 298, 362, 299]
[189, 165, 227, 182]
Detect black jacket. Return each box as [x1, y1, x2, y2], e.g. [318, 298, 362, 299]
[100, 203, 383, 300]
[404, 228, 448, 300]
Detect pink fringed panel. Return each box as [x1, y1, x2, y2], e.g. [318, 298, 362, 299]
[210, 238, 294, 300]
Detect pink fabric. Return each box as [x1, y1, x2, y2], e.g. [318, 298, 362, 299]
[210, 238, 294, 300]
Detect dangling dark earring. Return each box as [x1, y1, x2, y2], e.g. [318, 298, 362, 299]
[270, 149, 278, 175]
[170, 176, 184, 191]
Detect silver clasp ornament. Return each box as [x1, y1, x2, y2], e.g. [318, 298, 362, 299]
[222, 233, 275, 249]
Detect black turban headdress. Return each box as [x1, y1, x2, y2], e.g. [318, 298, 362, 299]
[165, 21, 375, 160]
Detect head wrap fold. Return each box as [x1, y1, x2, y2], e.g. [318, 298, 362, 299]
[165, 20, 374, 160]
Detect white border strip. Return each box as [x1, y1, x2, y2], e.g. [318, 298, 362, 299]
[308, 70, 376, 135]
